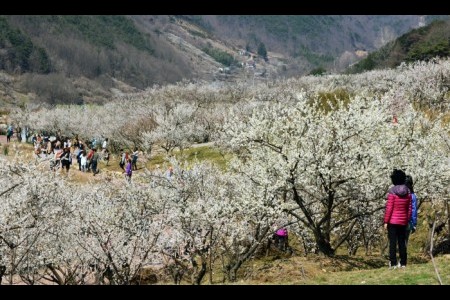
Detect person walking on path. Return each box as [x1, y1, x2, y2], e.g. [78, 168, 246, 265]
[6, 125, 13, 143]
[91, 148, 100, 176]
[119, 149, 126, 170]
[102, 138, 108, 150]
[60, 147, 71, 175]
[383, 169, 412, 269]
[103, 148, 110, 166]
[125, 158, 132, 184]
[80, 150, 87, 172]
[166, 166, 174, 180]
[131, 148, 139, 170]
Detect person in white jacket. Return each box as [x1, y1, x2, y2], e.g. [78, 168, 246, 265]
[80, 150, 87, 172]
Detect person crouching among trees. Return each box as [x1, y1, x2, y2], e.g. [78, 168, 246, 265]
[273, 227, 289, 251]
[383, 169, 412, 269]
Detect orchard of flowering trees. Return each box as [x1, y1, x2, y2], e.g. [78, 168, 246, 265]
[2, 58, 449, 284]
[221, 92, 448, 255]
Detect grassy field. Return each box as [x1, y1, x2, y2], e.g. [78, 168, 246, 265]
[308, 256, 450, 284]
[243, 254, 450, 285]
[147, 145, 230, 170]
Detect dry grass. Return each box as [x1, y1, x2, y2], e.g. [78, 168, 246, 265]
[212, 251, 449, 285]
[304, 255, 450, 285]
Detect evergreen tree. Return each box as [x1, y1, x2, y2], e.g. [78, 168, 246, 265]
[257, 42, 268, 61]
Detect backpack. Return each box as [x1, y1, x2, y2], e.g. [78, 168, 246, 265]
[87, 150, 94, 160]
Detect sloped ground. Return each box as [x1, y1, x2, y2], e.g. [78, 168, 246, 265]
[2, 138, 449, 285]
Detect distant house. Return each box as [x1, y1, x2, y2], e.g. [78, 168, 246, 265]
[355, 50, 368, 58]
[238, 49, 248, 56]
[246, 59, 256, 68]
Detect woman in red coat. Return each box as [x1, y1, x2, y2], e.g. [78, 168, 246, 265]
[384, 169, 412, 269]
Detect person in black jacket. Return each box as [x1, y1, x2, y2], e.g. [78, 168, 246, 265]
[60, 147, 71, 174]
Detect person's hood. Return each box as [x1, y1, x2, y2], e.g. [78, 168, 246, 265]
[388, 184, 409, 196]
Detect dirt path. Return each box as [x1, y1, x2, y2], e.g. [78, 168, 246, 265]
[0, 138, 218, 185]
[0, 134, 19, 145]
[190, 141, 215, 148]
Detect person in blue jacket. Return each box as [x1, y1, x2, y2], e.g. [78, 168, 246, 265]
[405, 175, 418, 246]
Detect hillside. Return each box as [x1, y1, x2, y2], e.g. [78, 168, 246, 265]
[138, 15, 443, 76]
[0, 15, 194, 107]
[347, 19, 450, 73]
[0, 15, 446, 112]
[192, 16, 429, 68]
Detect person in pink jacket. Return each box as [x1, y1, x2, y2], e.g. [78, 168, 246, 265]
[273, 227, 289, 251]
[383, 169, 412, 269]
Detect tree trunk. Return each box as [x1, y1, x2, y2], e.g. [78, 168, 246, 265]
[315, 234, 335, 256]
[208, 228, 214, 284]
[224, 259, 243, 282]
[193, 259, 207, 285]
[228, 266, 238, 282]
[0, 265, 6, 284]
[446, 198, 450, 241]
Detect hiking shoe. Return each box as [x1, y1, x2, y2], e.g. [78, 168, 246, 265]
[389, 262, 398, 270]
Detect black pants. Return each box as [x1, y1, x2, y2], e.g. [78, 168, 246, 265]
[91, 160, 98, 175]
[61, 161, 70, 171]
[405, 228, 413, 247]
[273, 234, 288, 251]
[388, 224, 407, 266]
